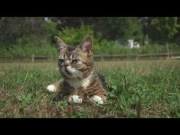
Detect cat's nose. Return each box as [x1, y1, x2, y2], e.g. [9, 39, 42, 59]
[64, 60, 70, 67]
[64, 63, 70, 67]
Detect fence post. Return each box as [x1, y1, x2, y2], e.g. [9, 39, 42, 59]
[136, 54, 139, 61]
[167, 42, 170, 60]
[151, 54, 153, 60]
[32, 54, 34, 63]
[101, 55, 104, 62]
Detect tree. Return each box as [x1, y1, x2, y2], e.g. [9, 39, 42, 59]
[0, 17, 48, 46]
[50, 17, 143, 44]
[148, 17, 180, 44]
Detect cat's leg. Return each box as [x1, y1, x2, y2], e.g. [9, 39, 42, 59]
[90, 95, 106, 105]
[59, 95, 83, 104]
[68, 95, 83, 104]
[66, 90, 83, 104]
[47, 80, 61, 92]
[58, 92, 83, 104]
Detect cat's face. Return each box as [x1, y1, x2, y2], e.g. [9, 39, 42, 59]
[54, 36, 94, 80]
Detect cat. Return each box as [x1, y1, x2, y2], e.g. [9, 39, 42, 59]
[47, 36, 107, 104]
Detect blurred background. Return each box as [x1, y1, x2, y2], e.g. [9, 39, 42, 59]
[1, 17, 180, 118]
[0, 17, 180, 62]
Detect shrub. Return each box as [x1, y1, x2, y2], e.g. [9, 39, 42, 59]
[57, 23, 101, 47]
[1, 23, 180, 57]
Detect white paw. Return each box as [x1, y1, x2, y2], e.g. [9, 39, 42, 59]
[68, 95, 82, 104]
[91, 96, 104, 104]
[47, 85, 57, 92]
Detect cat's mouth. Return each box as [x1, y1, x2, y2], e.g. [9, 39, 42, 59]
[65, 68, 71, 75]
[61, 66, 83, 79]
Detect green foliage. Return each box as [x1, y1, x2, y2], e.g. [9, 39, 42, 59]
[148, 17, 180, 43]
[106, 17, 143, 43]
[0, 17, 47, 44]
[137, 43, 180, 54]
[1, 39, 180, 56]
[95, 39, 130, 54]
[55, 17, 143, 42]
[58, 101, 68, 111]
[1, 17, 180, 57]
[0, 43, 58, 56]
[44, 21, 58, 43]
[57, 23, 101, 46]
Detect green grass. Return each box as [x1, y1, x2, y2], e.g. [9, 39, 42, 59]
[0, 60, 180, 118]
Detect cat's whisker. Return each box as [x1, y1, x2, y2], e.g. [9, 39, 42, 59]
[74, 71, 83, 80]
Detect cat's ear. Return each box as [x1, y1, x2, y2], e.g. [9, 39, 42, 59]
[54, 36, 66, 52]
[79, 36, 93, 53]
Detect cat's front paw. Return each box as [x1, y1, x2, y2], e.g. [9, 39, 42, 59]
[68, 95, 83, 104]
[91, 95, 104, 104]
[47, 85, 57, 92]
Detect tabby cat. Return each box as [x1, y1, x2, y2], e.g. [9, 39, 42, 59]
[47, 36, 107, 104]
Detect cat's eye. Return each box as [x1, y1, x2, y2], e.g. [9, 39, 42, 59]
[72, 59, 80, 64]
[59, 59, 65, 63]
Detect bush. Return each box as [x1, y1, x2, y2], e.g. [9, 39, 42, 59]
[1, 23, 180, 57]
[57, 23, 101, 47]
[0, 43, 58, 57]
[96, 39, 130, 55]
[136, 43, 180, 54]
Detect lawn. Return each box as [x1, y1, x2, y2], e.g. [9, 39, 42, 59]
[0, 60, 180, 118]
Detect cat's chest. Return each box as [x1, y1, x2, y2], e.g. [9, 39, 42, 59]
[69, 79, 90, 90]
[66, 73, 92, 90]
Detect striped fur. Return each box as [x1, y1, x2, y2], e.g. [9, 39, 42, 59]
[47, 36, 107, 104]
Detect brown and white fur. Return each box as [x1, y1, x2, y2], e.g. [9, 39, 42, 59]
[47, 36, 107, 104]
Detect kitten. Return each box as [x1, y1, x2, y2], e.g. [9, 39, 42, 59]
[47, 36, 107, 104]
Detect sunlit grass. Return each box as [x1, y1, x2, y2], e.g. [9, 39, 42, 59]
[0, 60, 180, 118]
